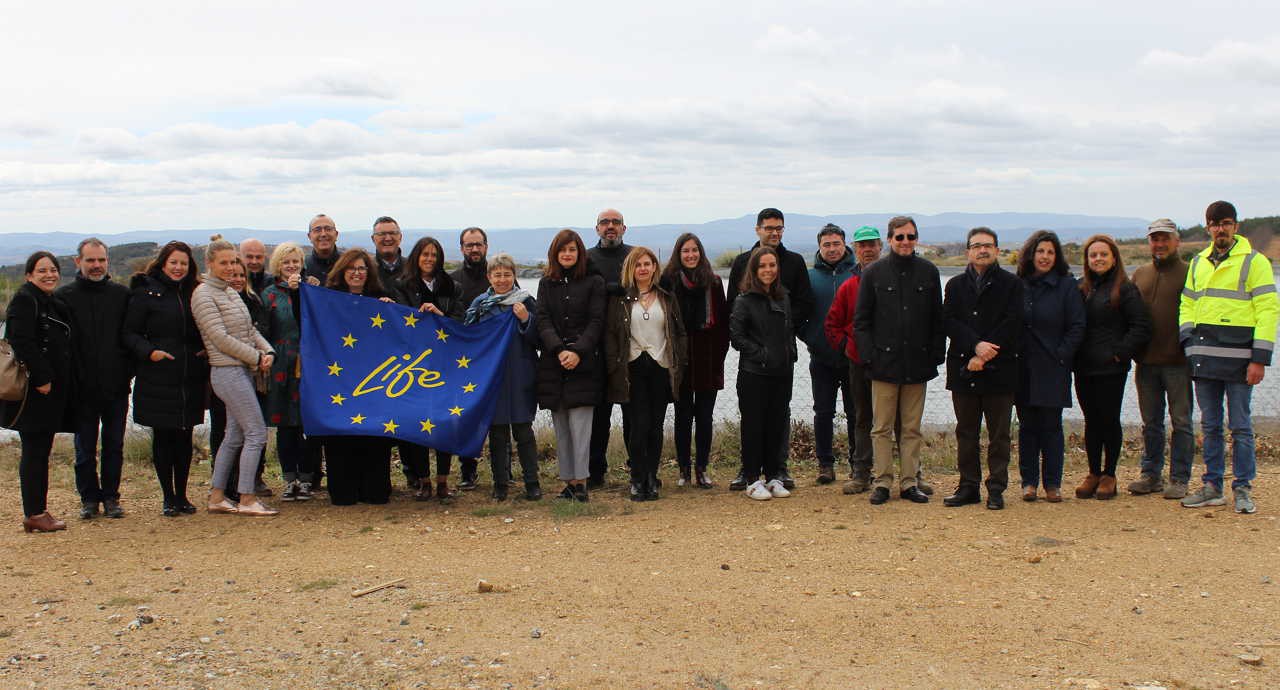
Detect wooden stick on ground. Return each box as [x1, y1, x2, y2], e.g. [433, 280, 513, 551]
[351, 578, 405, 598]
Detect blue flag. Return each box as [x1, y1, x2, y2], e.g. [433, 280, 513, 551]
[298, 284, 517, 458]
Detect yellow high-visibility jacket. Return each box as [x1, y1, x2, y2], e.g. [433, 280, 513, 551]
[1179, 235, 1279, 382]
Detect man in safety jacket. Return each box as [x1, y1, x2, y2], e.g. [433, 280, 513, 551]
[1178, 200, 1278, 514]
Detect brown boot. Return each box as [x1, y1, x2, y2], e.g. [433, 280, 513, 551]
[1044, 487, 1063, 503]
[1022, 485, 1038, 502]
[1095, 475, 1117, 500]
[1075, 474, 1101, 499]
[22, 512, 67, 533]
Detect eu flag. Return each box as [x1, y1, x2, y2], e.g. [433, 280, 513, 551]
[298, 284, 517, 458]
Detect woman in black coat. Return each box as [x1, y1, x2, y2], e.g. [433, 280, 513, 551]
[395, 236, 466, 501]
[1015, 231, 1086, 503]
[123, 241, 209, 516]
[3, 252, 76, 532]
[535, 229, 606, 502]
[730, 247, 797, 501]
[1072, 234, 1152, 501]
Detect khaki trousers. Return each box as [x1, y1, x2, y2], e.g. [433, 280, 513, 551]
[870, 380, 926, 491]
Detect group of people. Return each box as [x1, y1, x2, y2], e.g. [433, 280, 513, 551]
[2, 200, 1273, 533]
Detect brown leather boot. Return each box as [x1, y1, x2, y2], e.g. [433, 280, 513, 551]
[1095, 475, 1117, 500]
[22, 512, 67, 533]
[1044, 487, 1063, 503]
[1075, 474, 1101, 499]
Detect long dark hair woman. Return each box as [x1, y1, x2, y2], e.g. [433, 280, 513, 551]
[395, 236, 466, 501]
[605, 247, 688, 501]
[464, 253, 542, 502]
[535, 229, 606, 502]
[2, 252, 75, 532]
[730, 246, 797, 501]
[659, 233, 729, 488]
[323, 248, 397, 505]
[1073, 234, 1152, 501]
[123, 241, 209, 517]
[193, 237, 277, 516]
[1014, 231, 1086, 503]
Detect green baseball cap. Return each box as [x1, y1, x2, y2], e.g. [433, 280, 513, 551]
[852, 225, 881, 242]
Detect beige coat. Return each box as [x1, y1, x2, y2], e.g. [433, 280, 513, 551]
[192, 276, 273, 368]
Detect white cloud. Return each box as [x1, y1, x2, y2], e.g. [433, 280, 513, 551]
[753, 25, 834, 59]
[367, 110, 466, 131]
[1140, 38, 1280, 85]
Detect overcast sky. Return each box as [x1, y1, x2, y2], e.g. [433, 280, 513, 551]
[2, 1, 1277, 234]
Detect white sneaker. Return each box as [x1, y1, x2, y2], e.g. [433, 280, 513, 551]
[745, 480, 772, 501]
[765, 479, 792, 498]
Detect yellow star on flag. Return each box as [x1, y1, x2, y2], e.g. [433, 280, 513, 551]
[350, 413, 366, 425]
[420, 419, 435, 434]
[383, 419, 399, 434]
[370, 313, 386, 329]
[341, 333, 358, 348]
[462, 382, 477, 393]
[327, 361, 342, 376]
[435, 328, 449, 342]
[330, 393, 346, 405]
[403, 313, 419, 328]
[456, 355, 471, 368]
[449, 405, 464, 416]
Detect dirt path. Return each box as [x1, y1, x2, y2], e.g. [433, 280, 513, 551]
[0, 452, 1278, 689]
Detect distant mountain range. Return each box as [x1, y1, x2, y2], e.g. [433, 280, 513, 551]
[0, 211, 1153, 265]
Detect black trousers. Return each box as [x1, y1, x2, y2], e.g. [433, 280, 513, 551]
[325, 437, 392, 505]
[738, 371, 793, 482]
[489, 422, 539, 487]
[399, 442, 454, 479]
[673, 383, 716, 471]
[952, 391, 1014, 496]
[73, 396, 127, 504]
[589, 400, 629, 480]
[1075, 373, 1127, 476]
[623, 354, 671, 483]
[19, 431, 55, 517]
[151, 427, 193, 505]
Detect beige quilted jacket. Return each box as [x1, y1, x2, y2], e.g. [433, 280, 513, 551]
[192, 276, 273, 368]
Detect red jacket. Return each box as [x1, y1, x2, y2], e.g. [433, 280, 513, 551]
[824, 275, 861, 363]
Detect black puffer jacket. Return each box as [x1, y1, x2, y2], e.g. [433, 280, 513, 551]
[853, 251, 946, 384]
[123, 274, 209, 429]
[394, 274, 466, 321]
[1, 283, 76, 433]
[54, 273, 133, 405]
[534, 274, 606, 409]
[1074, 270, 1152, 378]
[729, 288, 797, 377]
[725, 242, 815, 335]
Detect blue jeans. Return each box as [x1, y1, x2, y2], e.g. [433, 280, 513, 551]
[1193, 378, 1256, 490]
[1135, 364, 1194, 483]
[1017, 405, 1064, 489]
[809, 358, 853, 467]
[73, 396, 128, 504]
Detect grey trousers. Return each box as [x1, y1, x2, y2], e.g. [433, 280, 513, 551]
[1135, 363, 1195, 483]
[210, 366, 268, 496]
[551, 407, 593, 481]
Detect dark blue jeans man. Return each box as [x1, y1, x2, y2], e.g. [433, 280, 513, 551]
[810, 359, 854, 476]
[1134, 364, 1194, 489]
[73, 396, 128, 513]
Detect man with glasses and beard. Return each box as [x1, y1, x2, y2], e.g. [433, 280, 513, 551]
[586, 209, 634, 488]
[450, 226, 492, 490]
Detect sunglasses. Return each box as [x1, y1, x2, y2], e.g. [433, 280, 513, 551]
[893, 233, 918, 242]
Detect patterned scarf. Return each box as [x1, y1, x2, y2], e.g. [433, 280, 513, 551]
[681, 270, 716, 330]
[463, 287, 531, 325]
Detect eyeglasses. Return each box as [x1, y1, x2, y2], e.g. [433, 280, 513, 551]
[893, 234, 918, 242]
[310, 225, 336, 233]
[1207, 220, 1237, 229]
[597, 218, 624, 226]
[759, 225, 784, 233]
[968, 242, 995, 250]
[462, 242, 486, 249]
[345, 266, 369, 273]
[372, 231, 400, 239]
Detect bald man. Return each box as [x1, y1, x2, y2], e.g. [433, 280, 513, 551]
[585, 208, 634, 488]
[240, 238, 269, 293]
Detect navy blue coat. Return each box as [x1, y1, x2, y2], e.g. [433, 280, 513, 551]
[467, 292, 540, 425]
[1017, 271, 1086, 409]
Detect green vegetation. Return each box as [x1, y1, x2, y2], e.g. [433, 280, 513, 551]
[296, 578, 339, 592]
[549, 500, 610, 520]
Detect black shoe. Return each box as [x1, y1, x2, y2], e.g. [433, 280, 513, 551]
[162, 504, 180, 518]
[777, 469, 795, 490]
[176, 500, 197, 515]
[572, 484, 589, 503]
[695, 469, 714, 489]
[103, 500, 124, 519]
[817, 464, 835, 485]
[870, 487, 890, 505]
[459, 477, 479, 491]
[630, 482, 645, 502]
[524, 484, 542, 501]
[645, 476, 660, 501]
[650, 473, 662, 489]
[986, 494, 1005, 510]
[225, 490, 241, 504]
[900, 486, 929, 503]
[943, 486, 982, 507]
[79, 502, 98, 520]
[586, 476, 606, 490]
[492, 485, 508, 501]
[557, 485, 576, 500]
[729, 473, 750, 491]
